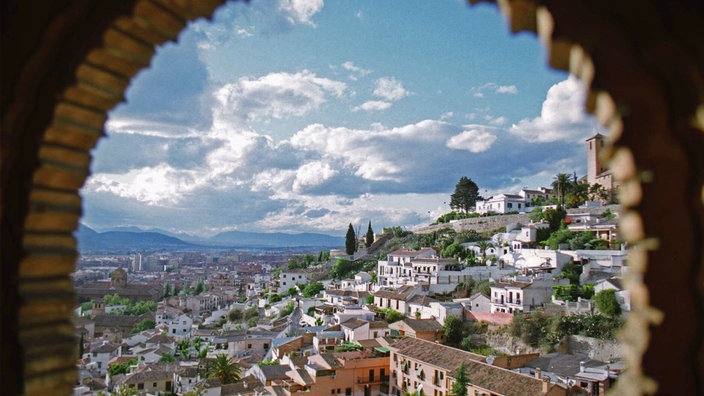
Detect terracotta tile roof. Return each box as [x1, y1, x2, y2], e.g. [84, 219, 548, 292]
[340, 318, 369, 330]
[406, 295, 439, 306]
[391, 337, 552, 396]
[390, 318, 443, 332]
[494, 281, 532, 289]
[374, 285, 418, 300]
[389, 337, 484, 371]
[369, 320, 389, 329]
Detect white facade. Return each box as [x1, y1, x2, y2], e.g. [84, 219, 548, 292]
[278, 270, 308, 294]
[85, 340, 120, 376]
[475, 194, 530, 214]
[490, 278, 568, 314]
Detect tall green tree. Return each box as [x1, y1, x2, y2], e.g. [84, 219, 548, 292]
[450, 362, 470, 396]
[365, 221, 374, 248]
[206, 354, 242, 384]
[194, 278, 205, 295]
[450, 177, 480, 213]
[163, 282, 171, 298]
[444, 316, 465, 346]
[345, 223, 356, 255]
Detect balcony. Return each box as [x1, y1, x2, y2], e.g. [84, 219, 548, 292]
[358, 375, 390, 385]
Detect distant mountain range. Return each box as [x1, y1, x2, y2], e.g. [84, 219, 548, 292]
[76, 224, 344, 253]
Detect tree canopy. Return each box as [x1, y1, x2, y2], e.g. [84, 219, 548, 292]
[444, 316, 465, 346]
[450, 177, 480, 213]
[450, 362, 470, 396]
[206, 354, 242, 384]
[595, 289, 622, 317]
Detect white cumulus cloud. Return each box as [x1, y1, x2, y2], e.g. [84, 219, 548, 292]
[446, 126, 498, 153]
[509, 75, 598, 142]
[279, 0, 324, 26]
[213, 70, 346, 124]
[495, 85, 518, 94]
[341, 61, 372, 80]
[373, 77, 411, 101]
[353, 100, 392, 112]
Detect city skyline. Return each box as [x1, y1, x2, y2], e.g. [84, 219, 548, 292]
[80, 0, 602, 237]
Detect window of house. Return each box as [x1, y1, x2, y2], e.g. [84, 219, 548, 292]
[346, 388, 352, 395]
[138, 383, 144, 390]
[264, 343, 269, 349]
[507, 203, 512, 208]
[248, 344, 252, 349]
[331, 391, 335, 395]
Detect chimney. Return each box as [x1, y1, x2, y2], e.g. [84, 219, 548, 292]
[535, 367, 542, 379]
[542, 377, 551, 393]
[579, 361, 586, 372]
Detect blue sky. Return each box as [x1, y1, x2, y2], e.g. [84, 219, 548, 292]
[81, 0, 602, 237]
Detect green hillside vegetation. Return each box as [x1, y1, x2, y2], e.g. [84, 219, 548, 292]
[510, 311, 623, 350]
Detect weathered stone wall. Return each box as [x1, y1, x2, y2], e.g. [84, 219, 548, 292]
[483, 332, 544, 355]
[557, 335, 622, 363]
[415, 205, 621, 235]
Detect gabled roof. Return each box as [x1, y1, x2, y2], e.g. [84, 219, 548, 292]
[391, 337, 552, 396]
[369, 320, 389, 329]
[340, 317, 369, 330]
[258, 364, 290, 380]
[406, 295, 439, 306]
[373, 285, 418, 301]
[146, 334, 174, 344]
[390, 318, 443, 333]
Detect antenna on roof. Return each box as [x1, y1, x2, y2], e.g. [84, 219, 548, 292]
[486, 355, 495, 365]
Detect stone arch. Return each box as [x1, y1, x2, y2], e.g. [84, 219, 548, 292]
[1, 1, 702, 395]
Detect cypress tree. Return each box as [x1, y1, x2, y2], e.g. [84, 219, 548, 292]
[345, 223, 356, 255]
[365, 221, 374, 248]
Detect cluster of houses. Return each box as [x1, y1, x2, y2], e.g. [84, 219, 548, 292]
[73, 237, 628, 396]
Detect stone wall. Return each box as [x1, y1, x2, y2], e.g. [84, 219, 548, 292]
[557, 335, 622, 363]
[483, 332, 544, 355]
[415, 205, 621, 235]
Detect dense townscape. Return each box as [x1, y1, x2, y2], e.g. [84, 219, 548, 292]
[73, 135, 627, 396]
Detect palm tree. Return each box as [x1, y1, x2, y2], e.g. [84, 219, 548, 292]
[206, 354, 241, 384]
[552, 173, 571, 205]
[158, 352, 176, 363]
[476, 241, 490, 263]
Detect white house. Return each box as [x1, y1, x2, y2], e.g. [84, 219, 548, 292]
[278, 269, 309, 294]
[475, 194, 530, 214]
[455, 293, 492, 313]
[339, 318, 390, 342]
[377, 247, 437, 287]
[490, 277, 568, 314]
[166, 314, 193, 337]
[85, 340, 121, 376]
